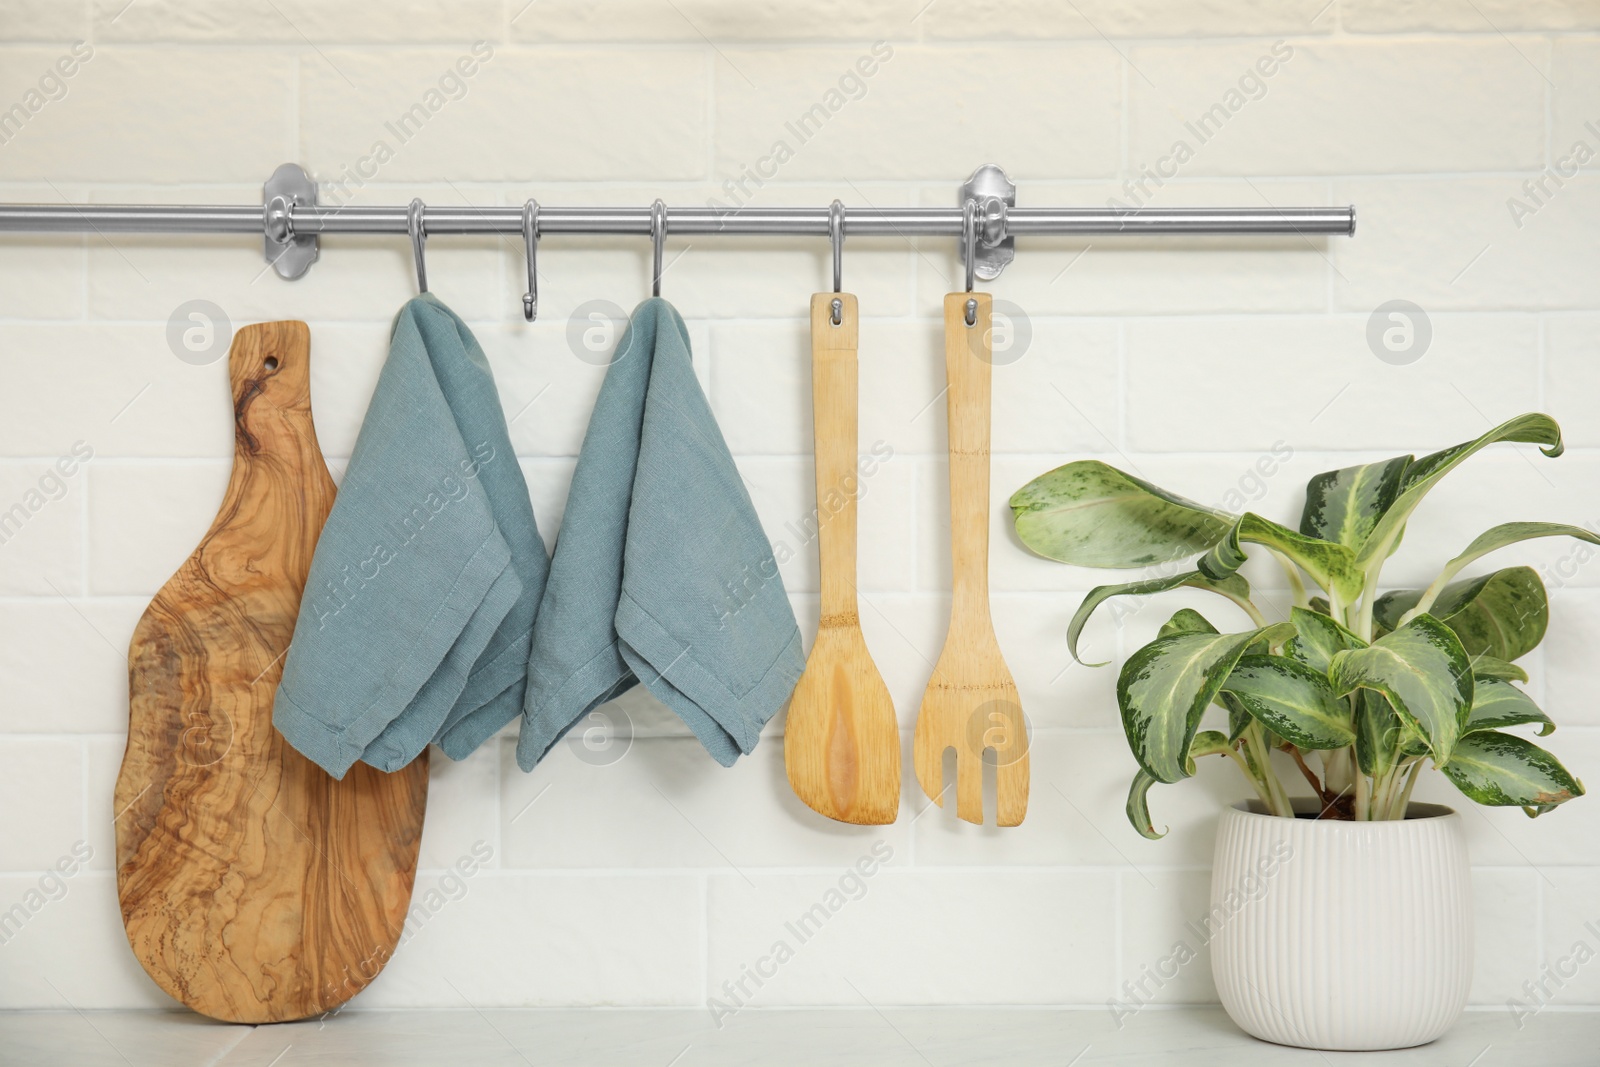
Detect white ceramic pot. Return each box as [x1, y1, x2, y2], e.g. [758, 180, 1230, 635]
[1209, 799, 1473, 1051]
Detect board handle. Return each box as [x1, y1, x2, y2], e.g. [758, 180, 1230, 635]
[228, 320, 314, 435]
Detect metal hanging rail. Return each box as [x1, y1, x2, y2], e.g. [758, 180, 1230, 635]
[0, 202, 1356, 237]
[0, 164, 1355, 317]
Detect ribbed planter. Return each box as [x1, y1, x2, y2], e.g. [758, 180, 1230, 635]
[1209, 799, 1473, 1051]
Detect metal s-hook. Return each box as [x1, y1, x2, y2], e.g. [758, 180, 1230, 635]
[407, 198, 428, 294]
[962, 198, 978, 327]
[828, 199, 845, 326]
[650, 199, 667, 298]
[521, 199, 539, 321]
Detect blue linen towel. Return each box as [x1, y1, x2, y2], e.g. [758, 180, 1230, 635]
[518, 297, 803, 770]
[274, 294, 549, 778]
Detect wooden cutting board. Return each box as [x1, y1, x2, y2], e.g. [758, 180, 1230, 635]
[115, 321, 429, 1024]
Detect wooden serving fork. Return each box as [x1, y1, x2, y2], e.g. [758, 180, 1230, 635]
[913, 292, 1028, 826]
[784, 292, 901, 824]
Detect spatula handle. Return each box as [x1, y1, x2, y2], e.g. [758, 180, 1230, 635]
[810, 293, 860, 619]
[943, 292, 993, 616]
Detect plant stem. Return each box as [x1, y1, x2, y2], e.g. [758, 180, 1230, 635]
[1287, 746, 1327, 799]
[1400, 562, 1470, 627]
[1353, 566, 1383, 644]
[1242, 723, 1295, 818]
[1233, 595, 1268, 628]
[1371, 764, 1393, 819]
[1270, 550, 1309, 609]
[1223, 746, 1276, 811]
[1388, 760, 1424, 820]
[1368, 726, 1419, 819]
[1353, 768, 1370, 821]
[1321, 747, 1354, 796]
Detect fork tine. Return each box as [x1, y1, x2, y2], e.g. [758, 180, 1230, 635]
[914, 742, 945, 812]
[955, 748, 984, 823]
[995, 757, 1029, 827]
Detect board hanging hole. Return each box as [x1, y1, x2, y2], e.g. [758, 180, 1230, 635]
[263, 356, 279, 371]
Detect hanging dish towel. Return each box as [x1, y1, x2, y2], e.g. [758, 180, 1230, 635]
[519, 297, 803, 770]
[274, 295, 549, 778]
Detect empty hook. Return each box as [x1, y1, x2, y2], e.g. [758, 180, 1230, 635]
[407, 198, 428, 294]
[829, 199, 844, 326]
[521, 199, 539, 322]
[650, 199, 667, 298]
[962, 198, 977, 327]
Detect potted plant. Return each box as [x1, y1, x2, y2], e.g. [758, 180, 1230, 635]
[1009, 413, 1589, 1051]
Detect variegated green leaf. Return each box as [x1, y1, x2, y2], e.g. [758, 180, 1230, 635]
[1354, 690, 1404, 777]
[1197, 512, 1364, 600]
[1214, 618, 1286, 741]
[1221, 655, 1355, 750]
[1067, 569, 1252, 666]
[1010, 461, 1235, 568]
[1126, 768, 1165, 840]
[1185, 728, 1234, 774]
[1355, 414, 1564, 571]
[1375, 567, 1548, 662]
[1284, 605, 1365, 674]
[1220, 691, 1253, 742]
[1466, 677, 1554, 736]
[1438, 731, 1584, 814]
[1203, 620, 1281, 738]
[1471, 654, 1529, 683]
[1118, 623, 1294, 783]
[1299, 455, 1412, 551]
[1330, 615, 1474, 766]
[1127, 729, 1235, 840]
[1424, 522, 1600, 601]
[1159, 608, 1218, 639]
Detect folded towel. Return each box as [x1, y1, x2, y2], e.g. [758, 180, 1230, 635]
[274, 295, 549, 778]
[518, 298, 803, 771]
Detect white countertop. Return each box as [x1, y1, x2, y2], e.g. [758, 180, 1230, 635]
[2, 1007, 1597, 1066]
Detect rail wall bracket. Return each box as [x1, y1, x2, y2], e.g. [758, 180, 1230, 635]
[958, 163, 1015, 281]
[263, 162, 319, 280]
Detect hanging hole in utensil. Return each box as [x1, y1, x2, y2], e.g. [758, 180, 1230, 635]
[263, 356, 279, 371]
[830, 297, 843, 327]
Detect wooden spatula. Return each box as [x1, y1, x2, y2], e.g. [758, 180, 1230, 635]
[115, 321, 430, 1023]
[784, 293, 900, 824]
[913, 293, 1029, 826]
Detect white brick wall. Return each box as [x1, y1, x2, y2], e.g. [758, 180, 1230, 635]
[0, 0, 1596, 1024]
